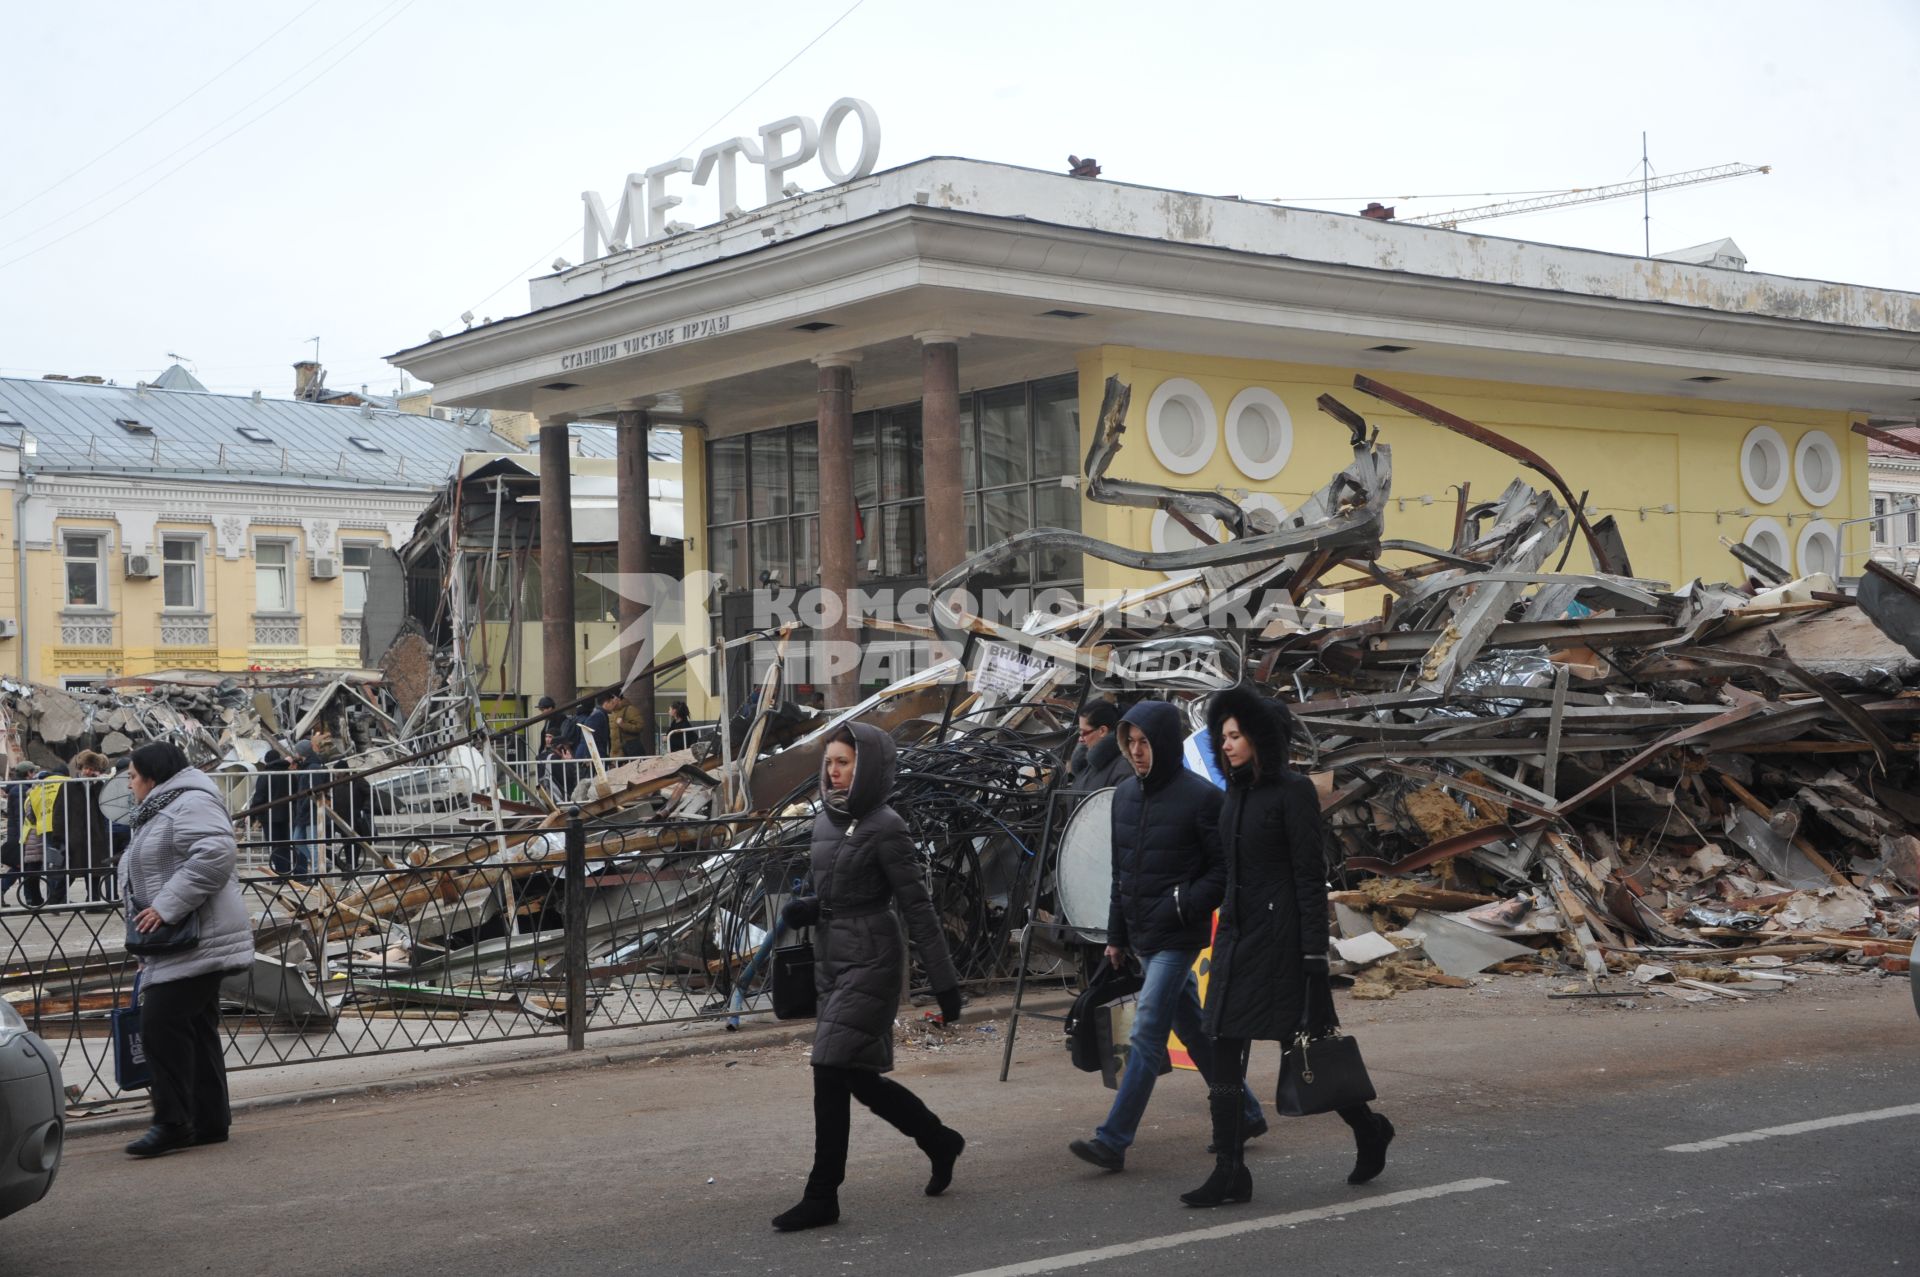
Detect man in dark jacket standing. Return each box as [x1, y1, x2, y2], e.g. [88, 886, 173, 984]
[1069, 700, 1266, 1172]
[1065, 700, 1130, 795]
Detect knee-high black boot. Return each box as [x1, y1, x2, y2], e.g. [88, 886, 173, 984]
[1180, 1084, 1253, 1207]
[773, 1068, 846, 1232]
[1341, 1104, 1394, 1185]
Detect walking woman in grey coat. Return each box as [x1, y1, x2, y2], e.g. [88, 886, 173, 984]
[771, 723, 966, 1232]
[119, 742, 253, 1158]
[1181, 686, 1393, 1206]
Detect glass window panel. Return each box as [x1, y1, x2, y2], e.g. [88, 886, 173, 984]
[344, 570, 368, 615]
[793, 515, 820, 584]
[1910, 510, 1918, 544]
[979, 387, 1030, 487]
[978, 488, 1031, 588]
[708, 437, 747, 525]
[852, 413, 879, 507]
[709, 524, 749, 591]
[751, 520, 790, 587]
[253, 543, 286, 612]
[575, 550, 618, 622]
[165, 539, 199, 563]
[343, 544, 374, 568]
[1033, 378, 1080, 480]
[883, 503, 926, 577]
[165, 538, 202, 610]
[880, 406, 923, 501]
[750, 431, 789, 519]
[858, 506, 878, 583]
[964, 494, 980, 555]
[65, 534, 102, 607]
[1034, 482, 1084, 583]
[790, 424, 820, 514]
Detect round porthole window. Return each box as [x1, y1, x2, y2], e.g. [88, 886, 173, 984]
[1223, 388, 1293, 481]
[1793, 430, 1842, 507]
[1741, 517, 1790, 577]
[1145, 378, 1218, 475]
[1796, 519, 1839, 578]
[1739, 426, 1789, 505]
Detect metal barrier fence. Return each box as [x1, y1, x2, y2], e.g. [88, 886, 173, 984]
[0, 801, 1021, 1104]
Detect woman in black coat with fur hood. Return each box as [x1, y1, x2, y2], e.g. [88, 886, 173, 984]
[1182, 686, 1394, 1207]
[770, 723, 966, 1233]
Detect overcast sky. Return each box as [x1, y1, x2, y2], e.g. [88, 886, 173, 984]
[3, 0, 1915, 398]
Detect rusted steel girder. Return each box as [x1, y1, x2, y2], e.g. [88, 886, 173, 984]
[1352, 375, 1623, 576]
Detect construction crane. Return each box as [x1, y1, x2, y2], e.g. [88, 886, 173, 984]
[1400, 162, 1771, 230]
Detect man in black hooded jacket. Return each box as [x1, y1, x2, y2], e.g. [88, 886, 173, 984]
[1069, 700, 1266, 1172]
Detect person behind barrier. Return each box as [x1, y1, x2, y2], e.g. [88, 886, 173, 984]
[0, 761, 32, 907]
[769, 724, 965, 1233]
[1066, 700, 1265, 1174]
[21, 768, 65, 908]
[607, 691, 649, 758]
[54, 750, 113, 903]
[1065, 699, 1129, 794]
[120, 741, 252, 1158]
[248, 746, 315, 879]
[1177, 687, 1393, 1208]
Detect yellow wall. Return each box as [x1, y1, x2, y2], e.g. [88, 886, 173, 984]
[1075, 346, 1868, 604]
[26, 524, 385, 682]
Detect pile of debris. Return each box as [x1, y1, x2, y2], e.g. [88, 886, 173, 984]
[0, 670, 398, 770]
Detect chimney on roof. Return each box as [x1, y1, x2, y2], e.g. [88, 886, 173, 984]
[293, 360, 323, 400]
[1360, 202, 1396, 221]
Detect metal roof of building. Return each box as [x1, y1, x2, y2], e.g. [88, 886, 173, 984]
[0, 375, 509, 489]
[566, 421, 682, 463]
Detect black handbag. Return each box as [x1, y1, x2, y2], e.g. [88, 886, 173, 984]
[111, 973, 152, 1092]
[1276, 1029, 1377, 1117]
[770, 938, 817, 1020]
[125, 895, 201, 957]
[1064, 961, 1144, 1073]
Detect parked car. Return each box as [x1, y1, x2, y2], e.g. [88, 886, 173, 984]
[0, 997, 63, 1220]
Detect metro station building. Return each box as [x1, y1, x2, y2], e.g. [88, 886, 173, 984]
[392, 157, 1920, 712]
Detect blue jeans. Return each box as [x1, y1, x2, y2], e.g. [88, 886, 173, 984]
[1095, 948, 1263, 1152]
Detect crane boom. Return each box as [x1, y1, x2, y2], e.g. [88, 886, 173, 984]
[1402, 163, 1771, 229]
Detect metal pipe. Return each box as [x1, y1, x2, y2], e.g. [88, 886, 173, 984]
[564, 816, 587, 1051]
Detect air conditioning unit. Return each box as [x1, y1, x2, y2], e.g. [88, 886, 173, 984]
[0, 618, 16, 638]
[124, 551, 158, 578]
[310, 554, 340, 580]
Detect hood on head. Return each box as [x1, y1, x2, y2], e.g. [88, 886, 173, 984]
[1206, 686, 1294, 780]
[820, 720, 898, 818]
[1118, 701, 1188, 788]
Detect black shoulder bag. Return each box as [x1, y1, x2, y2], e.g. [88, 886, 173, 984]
[773, 822, 851, 1021]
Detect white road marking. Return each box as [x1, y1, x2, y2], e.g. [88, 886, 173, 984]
[949, 1177, 1507, 1277]
[1665, 1101, 1920, 1153]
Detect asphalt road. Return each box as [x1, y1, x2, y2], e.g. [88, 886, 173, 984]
[8, 973, 1916, 1277]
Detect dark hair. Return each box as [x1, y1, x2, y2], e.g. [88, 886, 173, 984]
[1080, 700, 1120, 731]
[599, 689, 623, 705]
[128, 741, 191, 788]
[828, 726, 858, 750]
[671, 700, 689, 715]
[535, 696, 556, 710]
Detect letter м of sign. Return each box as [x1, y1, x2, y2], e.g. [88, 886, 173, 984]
[582, 172, 646, 260]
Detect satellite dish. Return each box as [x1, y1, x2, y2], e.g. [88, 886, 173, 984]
[1055, 787, 1115, 934]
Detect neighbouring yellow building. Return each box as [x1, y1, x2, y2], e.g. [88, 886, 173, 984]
[393, 156, 1920, 705]
[0, 369, 513, 686]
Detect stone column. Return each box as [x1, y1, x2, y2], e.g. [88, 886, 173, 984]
[615, 408, 657, 753]
[815, 356, 861, 708]
[918, 332, 967, 582]
[538, 420, 578, 708]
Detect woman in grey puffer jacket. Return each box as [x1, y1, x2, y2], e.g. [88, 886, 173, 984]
[118, 742, 252, 1158]
[770, 723, 966, 1233]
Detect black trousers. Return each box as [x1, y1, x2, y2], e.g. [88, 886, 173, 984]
[1212, 1035, 1373, 1132]
[141, 970, 232, 1134]
[805, 1064, 943, 1197]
